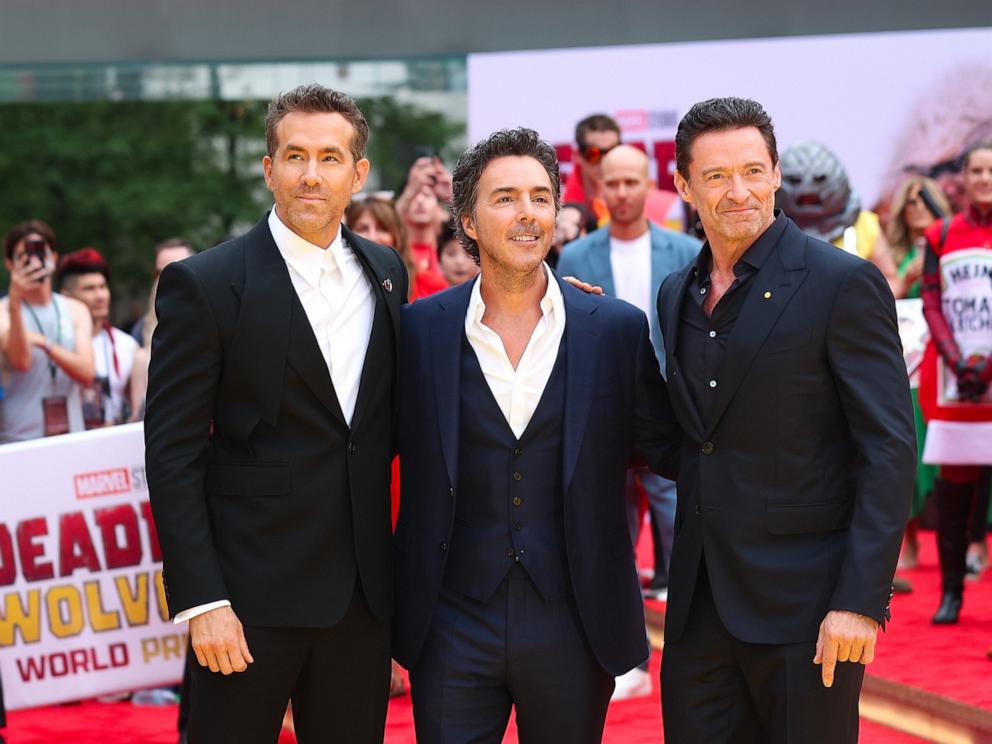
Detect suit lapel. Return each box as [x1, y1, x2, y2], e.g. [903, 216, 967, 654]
[705, 226, 809, 433]
[661, 266, 706, 441]
[560, 276, 601, 494]
[431, 280, 474, 487]
[346, 226, 403, 434]
[585, 232, 616, 297]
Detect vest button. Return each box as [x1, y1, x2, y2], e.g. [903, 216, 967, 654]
[512, 496, 522, 507]
[505, 547, 515, 557]
[700, 441, 714, 455]
[513, 472, 523, 481]
[513, 447, 523, 456]
[695, 504, 702, 516]
[347, 441, 357, 454]
[514, 521, 522, 531]
[440, 542, 448, 552]
[449, 487, 455, 497]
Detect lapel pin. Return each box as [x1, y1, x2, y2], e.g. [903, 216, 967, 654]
[763, 291, 772, 299]
[382, 278, 393, 293]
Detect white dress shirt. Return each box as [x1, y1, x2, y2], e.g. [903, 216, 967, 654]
[465, 264, 566, 439]
[174, 208, 376, 624]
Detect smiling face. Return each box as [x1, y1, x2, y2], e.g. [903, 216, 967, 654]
[263, 112, 370, 247]
[963, 147, 992, 212]
[675, 126, 781, 251]
[461, 156, 556, 279]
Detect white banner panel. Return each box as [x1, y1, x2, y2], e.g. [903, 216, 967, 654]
[468, 27, 992, 207]
[0, 424, 184, 710]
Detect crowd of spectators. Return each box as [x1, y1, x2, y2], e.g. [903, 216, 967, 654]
[1, 114, 990, 738]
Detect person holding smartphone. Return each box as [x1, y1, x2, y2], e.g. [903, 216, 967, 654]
[0, 219, 94, 442]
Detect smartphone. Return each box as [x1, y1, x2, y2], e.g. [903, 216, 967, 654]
[23, 238, 48, 267]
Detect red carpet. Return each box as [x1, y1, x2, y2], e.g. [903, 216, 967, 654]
[3, 530, 984, 742]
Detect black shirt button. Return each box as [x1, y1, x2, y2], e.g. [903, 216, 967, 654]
[449, 487, 455, 497]
[514, 521, 522, 530]
[513, 446, 523, 456]
[347, 442, 357, 453]
[695, 504, 702, 516]
[701, 441, 714, 455]
[440, 542, 448, 552]
[513, 471, 523, 481]
[506, 547, 515, 557]
[513, 496, 522, 507]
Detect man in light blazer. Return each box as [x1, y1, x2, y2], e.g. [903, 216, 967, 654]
[393, 128, 682, 743]
[558, 147, 698, 671]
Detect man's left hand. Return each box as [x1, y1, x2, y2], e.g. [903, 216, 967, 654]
[562, 276, 604, 295]
[813, 610, 879, 688]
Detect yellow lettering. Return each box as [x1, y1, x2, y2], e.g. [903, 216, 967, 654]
[47, 585, 85, 638]
[0, 589, 41, 645]
[84, 581, 121, 632]
[115, 574, 150, 627]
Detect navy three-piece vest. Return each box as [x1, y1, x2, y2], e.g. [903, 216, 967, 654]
[442, 331, 572, 603]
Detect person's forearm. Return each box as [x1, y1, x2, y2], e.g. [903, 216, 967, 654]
[45, 342, 95, 385]
[5, 299, 34, 371]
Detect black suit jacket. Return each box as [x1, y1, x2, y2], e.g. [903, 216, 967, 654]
[393, 274, 681, 676]
[657, 217, 916, 645]
[144, 215, 408, 626]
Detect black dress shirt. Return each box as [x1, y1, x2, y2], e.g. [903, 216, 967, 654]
[676, 213, 788, 429]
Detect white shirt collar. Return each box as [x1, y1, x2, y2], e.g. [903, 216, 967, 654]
[268, 207, 349, 289]
[466, 262, 564, 328]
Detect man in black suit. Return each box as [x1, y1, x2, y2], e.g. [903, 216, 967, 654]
[144, 85, 408, 743]
[657, 98, 916, 743]
[392, 128, 681, 743]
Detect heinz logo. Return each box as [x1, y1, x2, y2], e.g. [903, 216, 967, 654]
[74, 468, 131, 499]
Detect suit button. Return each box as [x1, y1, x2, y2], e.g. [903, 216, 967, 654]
[700, 441, 714, 455]
[513, 471, 523, 481]
[695, 504, 702, 516]
[513, 447, 523, 456]
[440, 542, 448, 552]
[512, 497, 522, 507]
[514, 521, 522, 531]
[506, 548, 515, 557]
[347, 442, 357, 454]
[449, 487, 455, 497]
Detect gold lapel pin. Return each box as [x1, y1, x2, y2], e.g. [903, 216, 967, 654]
[763, 291, 772, 300]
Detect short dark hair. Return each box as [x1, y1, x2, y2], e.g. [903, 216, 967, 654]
[675, 97, 778, 180]
[265, 84, 369, 163]
[575, 114, 620, 147]
[450, 128, 562, 265]
[963, 139, 992, 170]
[3, 219, 56, 261]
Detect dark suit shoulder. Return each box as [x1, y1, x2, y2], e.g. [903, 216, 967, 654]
[401, 280, 470, 325]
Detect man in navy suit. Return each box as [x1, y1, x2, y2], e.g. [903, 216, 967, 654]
[392, 128, 682, 743]
[558, 147, 698, 650]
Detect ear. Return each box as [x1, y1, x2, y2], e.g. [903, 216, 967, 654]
[772, 161, 782, 192]
[353, 158, 371, 193]
[461, 212, 478, 243]
[647, 177, 657, 191]
[262, 155, 274, 191]
[674, 170, 693, 204]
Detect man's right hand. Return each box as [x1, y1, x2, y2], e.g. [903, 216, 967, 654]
[189, 606, 254, 675]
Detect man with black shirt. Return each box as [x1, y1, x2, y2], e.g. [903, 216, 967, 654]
[657, 97, 915, 743]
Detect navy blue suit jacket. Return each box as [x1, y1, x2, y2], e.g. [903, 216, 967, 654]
[393, 272, 682, 676]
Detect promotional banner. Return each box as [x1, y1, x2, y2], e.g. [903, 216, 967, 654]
[468, 27, 992, 210]
[0, 424, 184, 710]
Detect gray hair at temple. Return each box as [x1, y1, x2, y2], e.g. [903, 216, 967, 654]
[675, 97, 778, 180]
[450, 128, 562, 265]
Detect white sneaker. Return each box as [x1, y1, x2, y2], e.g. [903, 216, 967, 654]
[611, 667, 653, 701]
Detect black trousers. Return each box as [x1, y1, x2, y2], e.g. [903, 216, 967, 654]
[0, 671, 6, 729]
[661, 564, 864, 744]
[410, 566, 614, 744]
[187, 583, 390, 744]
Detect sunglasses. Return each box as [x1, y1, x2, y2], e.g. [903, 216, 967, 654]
[578, 143, 617, 165]
[351, 190, 395, 204]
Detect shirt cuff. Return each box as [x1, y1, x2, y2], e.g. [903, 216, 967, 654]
[173, 599, 232, 624]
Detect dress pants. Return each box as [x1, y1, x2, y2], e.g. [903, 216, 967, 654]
[187, 582, 390, 744]
[410, 566, 614, 744]
[661, 563, 864, 744]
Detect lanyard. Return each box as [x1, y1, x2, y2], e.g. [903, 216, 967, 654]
[102, 323, 121, 379]
[24, 298, 64, 384]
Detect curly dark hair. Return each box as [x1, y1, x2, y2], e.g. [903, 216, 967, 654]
[675, 97, 778, 181]
[265, 84, 369, 164]
[450, 128, 561, 264]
